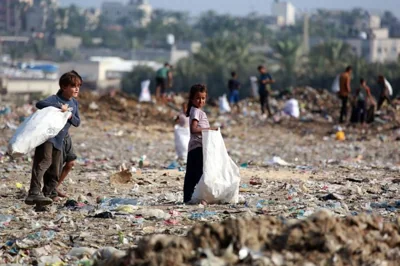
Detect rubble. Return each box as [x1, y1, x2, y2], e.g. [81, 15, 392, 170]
[1, 89, 400, 264]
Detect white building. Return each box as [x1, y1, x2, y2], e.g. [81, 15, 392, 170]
[271, 0, 296, 26]
[59, 57, 162, 90]
[345, 17, 400, 63]
[101, 0, 152, 27]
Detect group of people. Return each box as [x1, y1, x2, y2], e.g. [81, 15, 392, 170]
[338, 66, 393, 126]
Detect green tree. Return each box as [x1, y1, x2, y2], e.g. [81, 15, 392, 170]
[270, 38, 304, 89]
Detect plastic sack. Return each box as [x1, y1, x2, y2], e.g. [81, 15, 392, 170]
[331, 75, 340, 93]
[192, 130, 240, 204]
[139, 80, 152, 102]
[385, 79, 393, 96]
[250, 76, 259, 98]
[283, 98, 300, 118]
[174, 124, 190, 160]
[218, 94, 231, 114]
[8, 107, 71, 157]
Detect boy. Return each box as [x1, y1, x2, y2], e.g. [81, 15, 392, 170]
[25, 71, 81, 207]
[339, 66, 352, 123]
[228, 71, 241, 112]
[155, 63, 170, 100]
[258, 65, 275, 117]
[56, 70, 82, 198]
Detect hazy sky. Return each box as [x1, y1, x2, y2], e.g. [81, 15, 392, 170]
[60, 0, 400, 17]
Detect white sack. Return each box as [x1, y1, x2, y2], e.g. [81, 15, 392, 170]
[283, 98, 300, 118]
[192, 130, 240, 204]
[250, 76, 259, 98]
[174, 124, 190, 160]
[385, 79, 393, 96]
[139, 80, 152, 102]
[219, 94, 231, 114]
[331, 75, 340, 93]
[8, 107, 71, 157]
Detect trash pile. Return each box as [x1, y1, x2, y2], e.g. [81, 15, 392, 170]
[115, 210, 400, 266]
[78, 91, 179, 125]
[1, 88, 400, 265]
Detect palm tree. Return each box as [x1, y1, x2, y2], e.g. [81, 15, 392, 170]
[269, 38, 304, 88]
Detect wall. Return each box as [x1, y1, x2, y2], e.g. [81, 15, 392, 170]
[55, 35, 82, 50]
[2, 78, 59, 95]
[58, 61, 100, 82]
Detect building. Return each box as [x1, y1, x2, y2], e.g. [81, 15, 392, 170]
[0, 0, 33, 33]
[59, 57, 162, 90]
[271, 0, 296, 26]
[101, 0, 152, 27]
[25, 0, 58, 32]
[83, 8, 101, 31]
[55, 34, 82, 50]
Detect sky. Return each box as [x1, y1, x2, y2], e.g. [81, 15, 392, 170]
[60, 0, 400, 18]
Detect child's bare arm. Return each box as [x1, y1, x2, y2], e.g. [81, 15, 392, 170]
[190, 120, 217, 134]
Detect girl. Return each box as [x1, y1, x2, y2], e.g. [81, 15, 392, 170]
[183, 84, 216, 203]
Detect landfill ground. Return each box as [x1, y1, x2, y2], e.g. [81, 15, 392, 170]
[1, 91, 400, 265]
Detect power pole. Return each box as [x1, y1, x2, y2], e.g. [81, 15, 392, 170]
[303, 13, 309, 54]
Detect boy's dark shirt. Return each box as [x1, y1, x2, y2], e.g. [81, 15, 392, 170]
[228, 79, 240, 92]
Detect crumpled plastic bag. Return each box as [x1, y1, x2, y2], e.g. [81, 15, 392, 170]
[8, 106, 71, 157]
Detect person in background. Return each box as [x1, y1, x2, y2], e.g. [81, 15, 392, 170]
[354, 78, 375, 126]
[339, 66, 352, 123]
[183, 84, 217, 203]
[55, 70, 82, 198]
[258, 65, 275, 118]
[155, 63, 170, 101]
[228, 71, 241, 112]
[377, 75, 392, 111]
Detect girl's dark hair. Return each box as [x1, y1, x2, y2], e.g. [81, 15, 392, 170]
[186, 84, 207, 117]
[360, 78, 365, 84]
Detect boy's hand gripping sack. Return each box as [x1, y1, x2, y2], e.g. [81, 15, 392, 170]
[192, 129, 241, 204]
[8, 107, 72, 157]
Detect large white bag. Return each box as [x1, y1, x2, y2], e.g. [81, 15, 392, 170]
[8, 107, 71, 157]
[219, 94, 231, 114]
[283, 98, 300, 118]
[385, 79, 393, 96]
[331, 75, 340, 93]
[192, 130, 240, 204]
[174, 124, 190, 160]
[139, 80, 152, 102]
[250, 76, 259, 98]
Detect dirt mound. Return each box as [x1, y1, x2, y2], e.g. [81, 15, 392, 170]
[78, 91, 177, 125]
[108, 210, 400, 266]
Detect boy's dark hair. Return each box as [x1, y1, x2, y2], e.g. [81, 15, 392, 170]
[345, 66, 352, 72]
[70, 70, 82, 84]
[186, 84, 207, 117]
[231, 71, 236, 77]
[57, 70, 82, 96]
[360, 78, 365, 84]
[59, 71, 81, 89]
[164, 62, 170, 67]
[257, 65, 264, 71]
